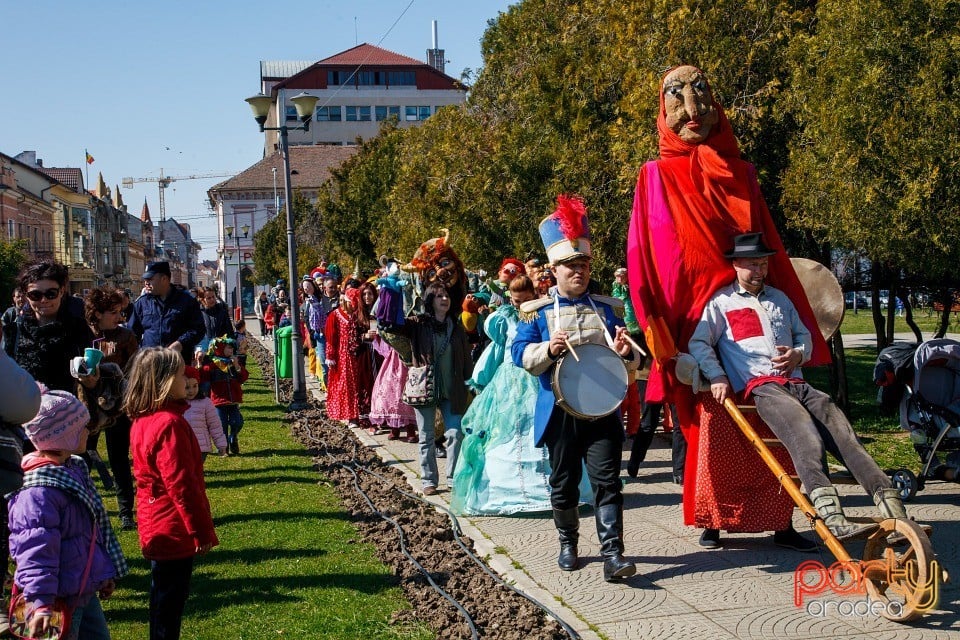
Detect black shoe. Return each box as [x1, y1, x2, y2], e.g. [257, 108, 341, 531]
[699, 528, 721, 549]
[672, 473, 684, 485]
[120, 515, 137, 531]
[626, 462, 639, 478]
[773, 527, 817, 552]
[602, 554, 637, 582]
[436, 446, 447, 459]
[558, 543, 578, 571]
[229, 440, 240, 455]
[554, 508, 580, 571]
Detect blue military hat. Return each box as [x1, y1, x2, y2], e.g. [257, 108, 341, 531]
[538, 194, 591, 265]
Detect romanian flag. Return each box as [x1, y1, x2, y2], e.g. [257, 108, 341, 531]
[85, 150, 94, 165]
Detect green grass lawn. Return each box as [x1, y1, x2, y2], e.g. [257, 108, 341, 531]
[805, 347, 917, 472]
[102, 357, 431, 640]
[838, 307, 959, 335]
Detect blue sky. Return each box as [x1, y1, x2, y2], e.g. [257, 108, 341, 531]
[2, 0, 514, 260]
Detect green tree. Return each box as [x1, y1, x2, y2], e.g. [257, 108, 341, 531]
[312, 121, 404, 273]
[252, 190, 319, 284]
[0, 239, 27, 307]
[783, 0, 960, 346]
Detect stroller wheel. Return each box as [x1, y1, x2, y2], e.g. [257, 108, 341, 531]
[890, 468, 919, 501]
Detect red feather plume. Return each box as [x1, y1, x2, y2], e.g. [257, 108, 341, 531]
[552, 194, 586, 240]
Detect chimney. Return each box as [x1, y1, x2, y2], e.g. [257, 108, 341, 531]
[426, 20, 445, 74]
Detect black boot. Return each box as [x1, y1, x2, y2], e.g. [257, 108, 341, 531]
[553, 508, 579, 571]
[596, 504, 636, 582]
[626, 429, 655, 478]
[117, 487, 136, 531]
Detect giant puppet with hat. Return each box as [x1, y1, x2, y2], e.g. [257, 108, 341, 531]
[625, 65, 832, 536]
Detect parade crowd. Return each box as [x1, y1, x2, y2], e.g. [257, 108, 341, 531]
[0, 63, 924, 639]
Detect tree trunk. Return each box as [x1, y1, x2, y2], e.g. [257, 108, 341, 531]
[828, 329, 850, 414]
[936, 287, 952, 338]
[902, 287, 923, 343]
[885, 270, 900, 348]
[871, 262, 888, 350]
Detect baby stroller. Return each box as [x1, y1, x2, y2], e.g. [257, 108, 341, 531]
[884, 338, 960, 500]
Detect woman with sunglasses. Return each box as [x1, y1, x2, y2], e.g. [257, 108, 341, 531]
[2, 261, 93, 393]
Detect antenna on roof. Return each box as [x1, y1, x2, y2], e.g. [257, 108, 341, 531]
[354, 17, 358, 45]
[427, 20, 445, 74]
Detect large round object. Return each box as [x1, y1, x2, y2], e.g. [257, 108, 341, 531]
[552, 343, 628, 420]
[791, 257, 845, 340]
[862, 518, 943, 622]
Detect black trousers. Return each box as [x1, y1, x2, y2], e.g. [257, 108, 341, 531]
[105, 415, 135, 516]
[542, 408, 624, 511]
[150, 556, 195, 640]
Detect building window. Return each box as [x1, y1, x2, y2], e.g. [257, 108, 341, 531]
[358, 71, 375, 85]
[316, 106, 342, 121]
[285, 106, 297, 121]
[387, 71, 416, 86]
[6, 220, 12, 239]
[345, 106, 371, 122]
[405, 106, 432, 121]
[327, 70, 345, 85]
[375, 106, 401, 121]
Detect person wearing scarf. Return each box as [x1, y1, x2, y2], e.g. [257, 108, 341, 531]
[626, 65, 829, 549]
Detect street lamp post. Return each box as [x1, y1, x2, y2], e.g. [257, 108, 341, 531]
[245, 91, 318, 410]
[224, 223, 250, 321]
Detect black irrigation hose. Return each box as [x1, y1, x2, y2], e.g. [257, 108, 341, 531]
[309, 433, 480, 640]
[359, 465, 583, 640]
[302, 421, 582, 640]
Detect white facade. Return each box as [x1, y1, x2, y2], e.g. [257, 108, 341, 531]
[215, 194, 278, 313]
[279, 87, 464, 146]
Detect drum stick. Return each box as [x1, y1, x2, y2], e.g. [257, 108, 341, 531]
[623, 334, 648, 357]
[564, 339, 580, 362]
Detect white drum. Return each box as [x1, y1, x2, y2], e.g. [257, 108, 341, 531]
[551, 343, 629, 420]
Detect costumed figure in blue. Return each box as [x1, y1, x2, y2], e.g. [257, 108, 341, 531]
[512, 195, 641, 582]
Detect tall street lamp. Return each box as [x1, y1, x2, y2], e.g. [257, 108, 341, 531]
[224, 223, 250, 322]
[245, 91, 318, 410]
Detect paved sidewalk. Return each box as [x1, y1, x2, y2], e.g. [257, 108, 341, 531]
[353, 429, 959, 640]
[272, 336, 960, 638]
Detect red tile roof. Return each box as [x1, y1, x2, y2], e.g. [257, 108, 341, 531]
[37, 167, 84, 192]
[318, 43, 425, 67]
[209, 145, 358, 193]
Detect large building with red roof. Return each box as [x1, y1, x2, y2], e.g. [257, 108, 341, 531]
[258, 43, 467, 152]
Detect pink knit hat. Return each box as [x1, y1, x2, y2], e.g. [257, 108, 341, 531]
[22, 385, 90, 452]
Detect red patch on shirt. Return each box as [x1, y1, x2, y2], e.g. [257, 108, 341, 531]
[725, 308, 763, 342]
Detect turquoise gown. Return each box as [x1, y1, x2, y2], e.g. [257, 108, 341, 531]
[451, 304, 592, 515]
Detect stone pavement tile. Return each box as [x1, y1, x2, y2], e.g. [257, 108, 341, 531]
[665, 575, 794, 611]
[466, 513, 552, 537]
[553, 575, 696, 624]
[632, 548, 761, 584]
[710, 605, 870, 639]
[599, 611, 739, 640]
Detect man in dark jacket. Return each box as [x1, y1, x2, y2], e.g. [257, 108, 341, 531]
[129, 262, 204, 357]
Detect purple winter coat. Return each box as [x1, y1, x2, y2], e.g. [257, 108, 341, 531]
[8, 457, 117, 609]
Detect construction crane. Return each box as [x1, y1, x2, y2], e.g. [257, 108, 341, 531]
[122, 169, 235, 247]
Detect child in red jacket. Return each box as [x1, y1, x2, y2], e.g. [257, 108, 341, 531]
[125, 347, 218, 640]
[201, 337, 249, 455]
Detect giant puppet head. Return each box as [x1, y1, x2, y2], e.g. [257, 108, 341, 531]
[404, 228, 468, 312]
[660, 65, 719, 145]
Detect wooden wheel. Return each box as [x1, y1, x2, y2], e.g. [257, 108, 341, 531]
[861, 518, 943, 622]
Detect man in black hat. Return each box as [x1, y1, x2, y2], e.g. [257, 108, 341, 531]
[689, 232, 907, 546]
[129, 261, 204, 356]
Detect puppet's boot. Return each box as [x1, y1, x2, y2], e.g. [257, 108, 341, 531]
[874, 487, 908, 520]
[553, 508, 579, 571]
[810, 486, 879, 541]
